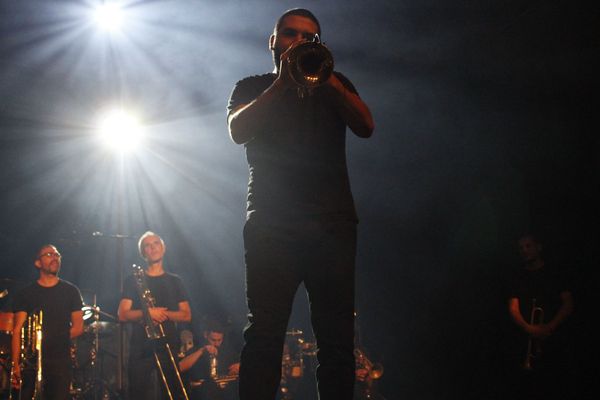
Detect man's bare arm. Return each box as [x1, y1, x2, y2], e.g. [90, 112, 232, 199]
[322, 74, 374, 138]
[70, 310, 84, 338]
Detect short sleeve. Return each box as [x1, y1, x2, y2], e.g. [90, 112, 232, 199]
[70, 285, 84, 312]
[121, 275, 137, 301]
[11, 289, 29, 313]
[172, 275, 189, 304]
[227, 74, 276, 116]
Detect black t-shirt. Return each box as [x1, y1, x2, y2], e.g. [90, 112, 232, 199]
[508, 265, 570, 322]
[12, 280, 83, 361]
[122, 271, 189, 359]
[227, 72, 359, 224]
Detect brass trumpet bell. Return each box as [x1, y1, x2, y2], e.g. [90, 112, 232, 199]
[287, 36, 334, 89]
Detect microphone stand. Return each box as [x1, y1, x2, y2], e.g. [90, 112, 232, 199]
[91, 231, 135, 398]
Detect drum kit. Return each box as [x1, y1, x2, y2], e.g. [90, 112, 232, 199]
[70, 292, 120, 400]
[0, 281, 119, 400]
[279, 329, 318, 400]
[0, 279, 17, 399]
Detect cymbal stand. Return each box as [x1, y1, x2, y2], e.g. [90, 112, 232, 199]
[77, 296, 118, 400]
[91, 294, 99, 394]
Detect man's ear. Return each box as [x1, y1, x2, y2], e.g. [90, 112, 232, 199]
[269, 34, 275, 50]
[34, 259, 41, 269]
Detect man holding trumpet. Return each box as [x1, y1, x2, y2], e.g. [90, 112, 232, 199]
[227, 8, 374, 400]
[507, 234, 574, 399]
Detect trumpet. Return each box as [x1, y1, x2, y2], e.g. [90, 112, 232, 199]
[286, 35, 334, 96]
[523, 298, 544, 371]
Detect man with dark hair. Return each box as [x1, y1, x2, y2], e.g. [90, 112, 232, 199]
[507, 234, 575, 400]
[11, 244, 84, 399]
[118, 231, 192, 400]
[227, 8, 374, 400]
[179, 320, 240, 400]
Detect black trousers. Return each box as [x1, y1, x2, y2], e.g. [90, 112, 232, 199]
[129, 356, 163, 400]
[508, 333, 576, 400]
[239, 219, 357, 400]
[19, 358, 72, 400]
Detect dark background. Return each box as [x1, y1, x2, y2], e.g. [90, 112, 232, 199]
[1, 1, 598, 398]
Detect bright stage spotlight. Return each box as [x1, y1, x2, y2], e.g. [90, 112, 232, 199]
[94, 2, 124, 32]
[97, 109, 143, 153]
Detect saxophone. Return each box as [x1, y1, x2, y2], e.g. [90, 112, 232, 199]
[132, 265, 189, 400]
[190, 353, 239, 389]
[10, 311, 43, 400]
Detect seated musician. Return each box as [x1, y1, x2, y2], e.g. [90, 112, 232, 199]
[179, 319, 240, 400]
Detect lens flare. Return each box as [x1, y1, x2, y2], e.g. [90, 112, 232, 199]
[94, 2, 123, 32]
[97, 109, 142, 152]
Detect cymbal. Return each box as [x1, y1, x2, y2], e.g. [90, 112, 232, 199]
[84, 321, 116, 336]
[0, 278, 24, 298]
[0, 278, 25, 291]
[0, 278, 17, 289]
[81, 304, 116, 321]
[0, 277, 24, 284]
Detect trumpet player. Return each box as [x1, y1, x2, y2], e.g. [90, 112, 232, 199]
[118, 231, 192, 400]
[11, 244, 84, 399]
[228, 7, 373, 400]
[507, 233, 574, 399]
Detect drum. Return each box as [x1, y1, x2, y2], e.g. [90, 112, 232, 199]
[282, 330, 306, 380]
[0, 312, 13, 355]
[288, 361, 304, 378]
[0, 357, 10, 397]
[299, 340, 317, 357]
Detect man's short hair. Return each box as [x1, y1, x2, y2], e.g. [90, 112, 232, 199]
[274, 8, 321, 36]
[34, 244, 57, 261]
[204, 318, 227, 335]
[137, 231, 164, 258]
[519, 232, 542, 246]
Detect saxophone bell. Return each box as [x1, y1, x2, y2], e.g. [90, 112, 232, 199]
[209, 353, 218, 380]
[11, 311, 43, 400]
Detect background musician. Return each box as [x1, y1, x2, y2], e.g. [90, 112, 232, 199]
[10, 244, 84, 399]
[507, 233, 575, 400]
[118, 231, 191, 400]
[179, 319, 240, 400]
